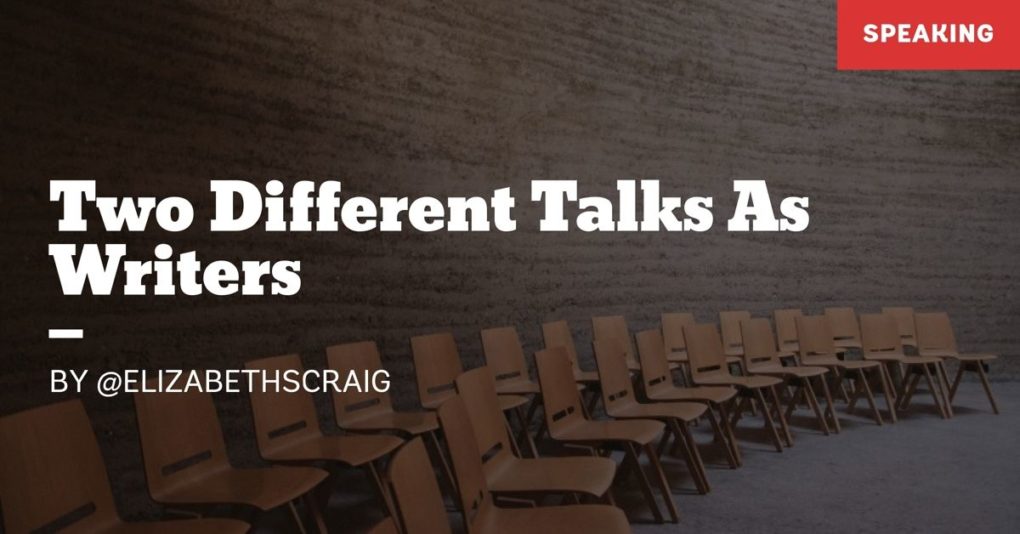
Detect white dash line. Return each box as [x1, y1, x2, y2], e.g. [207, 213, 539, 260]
[49, 329, 84, 339]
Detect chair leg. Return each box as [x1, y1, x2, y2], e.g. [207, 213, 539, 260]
[706, 407, 739, 468]
[753, 388, 783, 452]
[672, 420, 710, 494]
[427, 430, 457, 498]
[802, 377, 830, 435]
[366, 461, 399, 530]
[949, 363, 966, 401]
[716, 401, 742, 467]
[899, 372, 921, 410]
[643, 443, 680, 523]
[513, 406, 539, 457]
[817, 375, 841, 433]
[876, 365, 898, 423]
[856, 369, 883, 425]
[920, 364, 948, 419]
[288, 500, 310, 534]
[975, 361, 1001, 414]
[769, 385, 794, 447]
[935, 362, 954, 418]
[783, 384, 803, 421]
[625, 442, 664, 523]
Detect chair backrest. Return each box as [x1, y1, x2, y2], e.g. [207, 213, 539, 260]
[740, 318, 780, 367]
[535, 347, 587, 436]
[635, 329, 675, 397]
[593, 337, 638, 413]
[410, 332, 465, 408]
[326, 340, 395, 428]
[542, 320, 584, 374]
[454, 367, 516, 477]
[134, 386, 230, 500]
[683, 323, 729, 381]
[824, 307, 861, 342]
[719, 310, 751, 354]
[437, 396, 495, 534]
[661, 312, 695, 354]
[860, 313, 905, 356]
[388, 438, 454, 534]
[773, 309, 803, 350]
[245, 354, 323, 458]
[0, 399, 119, 533]
[795, 315, 839, 356]
[480, 326, 531, 384]
[914, 312, 959, 354]
[882, 306, 917, 343]
[592, 315, 637, 366]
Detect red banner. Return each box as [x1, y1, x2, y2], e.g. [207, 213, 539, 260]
[837, 0, 1020, 70]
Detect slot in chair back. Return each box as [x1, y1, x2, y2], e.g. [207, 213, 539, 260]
[824, 307, 861, 345]
[326, 340, 395, 426]
[914, 312, 958, 354]
[245, 354, 322, 458]
[411, 332, 465, 409]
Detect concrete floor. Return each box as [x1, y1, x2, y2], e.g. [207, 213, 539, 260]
[266, 380, 1020, 533]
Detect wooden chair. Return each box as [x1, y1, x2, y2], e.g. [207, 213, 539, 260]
[796, 315, 892, 425]
[438, 396, 632, 534]
[0, 399, 249, 534]
[914, 312, 1000, 414]
[480, 326, 543, 439]
[535, 346, 678, 523]
[326, 340, 455, 495]
[412, 332, 536, 457]
[824, 307, 863, 352]
[661, 312, 695, 365]
[719, 310, 751, 358]
[592, 315, 642, 371]
[773, 309, 803, 356]
[881, 306, 919, 348]
[740, 318, 838, 434]
[387, 437, 631, 534]
[684, 323, 791, 451]
[245, 354, 405, 522]
[454, 367, 617, 500]
[592, 337, 715, 494]
[634, 329, 742, 467]
[133, 388, 329, 533]
[859, 314, 951, 420]
[542, 320, 602, 414]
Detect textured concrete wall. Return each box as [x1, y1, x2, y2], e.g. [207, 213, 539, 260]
[2, 0, 1018, 520]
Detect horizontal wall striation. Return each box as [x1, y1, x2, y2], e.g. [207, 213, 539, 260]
[1, 0, 1018, 519]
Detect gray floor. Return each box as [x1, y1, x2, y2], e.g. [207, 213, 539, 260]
[628, 381, 1020, 533]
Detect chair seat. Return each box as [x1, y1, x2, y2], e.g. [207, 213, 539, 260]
[105, 519, 250, 534]
[647, 385, 737, 404]
[487, 455, 616, 497]
[609, 400, 707, 422]
[497, 394, 531, 412]
[152, 465, 327, 511]
[551, 418, 663, 446]
[696, 374, 782, 390]
[343, 409, 439, 436]
[801, 355, 879, 370]
[262, 433, 403, 466]
[749, 363, 827, 378]
[495, 379, 541, 395]
[864, 353, 943, 365]
[919, 350, 997, 362]
[478, 503, 630, 534]
[574, 370, 601, 384]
